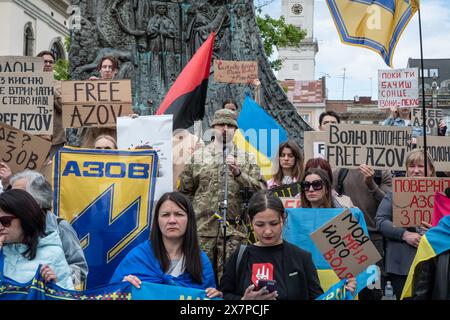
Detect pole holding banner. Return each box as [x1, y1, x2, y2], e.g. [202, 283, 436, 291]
[418, 7, 428, 177]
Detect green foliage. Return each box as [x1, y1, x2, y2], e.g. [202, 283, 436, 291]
[53, 35, 71, 80]
[54, 59, 70, 80]
[256, 13, 306, 71]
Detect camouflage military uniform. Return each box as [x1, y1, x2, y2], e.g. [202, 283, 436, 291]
[178, 141, 264, 280]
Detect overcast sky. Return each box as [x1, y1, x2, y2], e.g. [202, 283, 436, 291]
[260, 0, 450, 100]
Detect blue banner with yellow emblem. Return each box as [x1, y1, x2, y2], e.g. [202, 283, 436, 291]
[53, 147, 159, 289]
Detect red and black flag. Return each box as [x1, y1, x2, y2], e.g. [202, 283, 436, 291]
[156, 32, 215, 130]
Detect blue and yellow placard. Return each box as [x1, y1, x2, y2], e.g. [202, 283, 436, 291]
[53, 147, 158, 289]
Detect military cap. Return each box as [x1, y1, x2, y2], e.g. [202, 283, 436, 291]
[210, 108, 238, 128]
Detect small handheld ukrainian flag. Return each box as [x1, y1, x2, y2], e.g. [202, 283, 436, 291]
[233, 96, 288, 179]
[326, 0, 419, 67]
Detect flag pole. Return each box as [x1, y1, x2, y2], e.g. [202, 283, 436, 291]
[418, 6, 428, 176]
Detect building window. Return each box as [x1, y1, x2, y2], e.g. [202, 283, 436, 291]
[300, 113, 310, 123]
[293, 64, 299, 71]
[429, 69, 439, 78]
[23, 23, 34, 56]
[51, 39, 66, 60]
[419, 69, 429, 77]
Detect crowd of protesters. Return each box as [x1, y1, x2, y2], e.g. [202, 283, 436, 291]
[1, 52, 450, 300]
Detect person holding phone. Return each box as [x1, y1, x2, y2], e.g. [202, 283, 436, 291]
[219, 190, 356, 300]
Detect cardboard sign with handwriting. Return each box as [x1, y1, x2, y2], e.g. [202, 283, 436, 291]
[416, 136, 450, 172]
[304, 131, 327, 161]
[0, 122, 51, 173]
[378, 68, 419, 109]
[214, 60, 258, 84]
[61, 80, 132, 128]
[393, 177, 450, 227]
[310, 209, 382, 279]
[411, 108, 443, 130]
[0, 56, 54, 134]
[326, 124, 412, 170]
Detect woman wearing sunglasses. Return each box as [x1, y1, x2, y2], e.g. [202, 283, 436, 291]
[219, 190, 356, 299]
[0, 189, 73, 289]
[304, 158, 354, 208]
[267, 140, 304, 190]
[300, 168, 337, 208]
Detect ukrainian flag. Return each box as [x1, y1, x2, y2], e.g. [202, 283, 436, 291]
[401, 214, 450, 299]
[233, 96, 288, 179]
[326, 0, 419, 67]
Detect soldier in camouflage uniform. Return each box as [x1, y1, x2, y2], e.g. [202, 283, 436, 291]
[178, 109, 265, 280]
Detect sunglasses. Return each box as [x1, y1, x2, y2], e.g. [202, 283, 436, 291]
[0, 216, 17, 228]
[301, 180, 324, 192]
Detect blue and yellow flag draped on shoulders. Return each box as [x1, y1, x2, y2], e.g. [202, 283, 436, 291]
[0, 255, 213, 300]
[52, 147, 159, 289]
[283, 208, 380, 299]
[401, 215, 450, 299]
[234, 96, 288, 179]
[326, 0, 419, 67]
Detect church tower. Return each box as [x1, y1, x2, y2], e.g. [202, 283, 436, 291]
[278, 0, 318, 81]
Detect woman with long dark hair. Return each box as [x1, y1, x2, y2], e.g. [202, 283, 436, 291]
[110, 192, 221, 298]
[300, 168, 335, 208]
[0, 189, 73, 289]
[219, 190, 356, 300]
[267, 140, 304, 189]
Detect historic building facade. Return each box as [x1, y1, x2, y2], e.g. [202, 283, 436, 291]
[0, 0, 69, 59]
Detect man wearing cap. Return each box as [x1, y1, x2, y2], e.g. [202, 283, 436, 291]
[178, 109, 265, 280]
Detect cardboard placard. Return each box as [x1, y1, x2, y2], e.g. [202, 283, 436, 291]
[61, 80, 132, 128]
[411, 108, 443, 130]
[270, 182, 301, 198]
[310, 209, 382, 279]
[378, 68, 419, 109]
[304, 131, 327, 161]
[279, 197, 301, 208]
[0, 56, 54, 134]
[326, 124, 413, 170]
[416, 136, 450, 172]
[213, 60, 258, 84]
[0, 121, 52, 173]
[393, 177, 450, 227]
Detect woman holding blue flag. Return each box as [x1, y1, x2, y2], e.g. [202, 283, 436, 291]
[219, 190, 356, 300]
[0, 189, 73, 290]
[110, 192, 222, 299]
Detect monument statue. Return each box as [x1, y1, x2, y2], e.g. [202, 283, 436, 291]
[68, 0, 313, 146]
